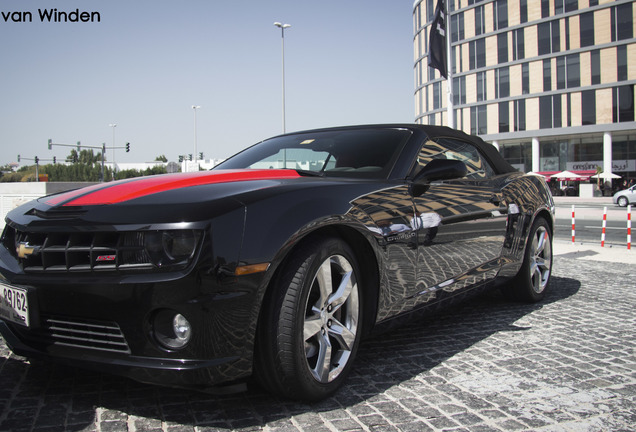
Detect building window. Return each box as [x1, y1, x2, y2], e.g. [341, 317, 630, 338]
[512, 28, 525, 61]
[539, 96, 552, 129]
[453, 76, 466, 105]
[538, 21, 560, 55]
[553, 96, 562, 128]
[566, 54, 580, 88]
[495, 67, 510, 98]
[551, 20, 560, 53]
[494, 0, 508, 30]
[557, 57, 566, 90]
[426, 0, 434, 22]
[538, 22, 551, 55]
[470, 105, 487, 135]
[543, 59, 551, 92]
[498, 33, 508, 63]
[541, 0, 550, 18]
[475, 5, 485, 36]
[581, 90, 596, 125]
[618, 45, 628, 81]
[540, 95, 562, 129]
[580, 12, 594, 47]
[520, 0, 528, 23]
[469, 39, 486, 69]
[612, 3, 633, 41]
[591, 50, 601, 85]
[522, 63, 529, 94]
[477, 71, 487, 101]
[565, 0, 578, 12]
[450, 11, 464, 43]
[433, 82, 441, 110]
[613, 85, 635, 123]
[514, 99, 526, 131]
[499, 101, 509, 132]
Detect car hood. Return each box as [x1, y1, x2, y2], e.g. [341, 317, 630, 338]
[40, 169, 302, 207]
[7, 169, 378, 229]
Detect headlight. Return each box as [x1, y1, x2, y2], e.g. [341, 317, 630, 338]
[144, 230, 201, 268]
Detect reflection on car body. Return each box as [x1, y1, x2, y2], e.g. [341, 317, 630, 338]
[0, 124, 555, 401]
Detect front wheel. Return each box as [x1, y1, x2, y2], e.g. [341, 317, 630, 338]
[506, 217, 553, 302]
[617, 196, 629, 207]
[255, 236, 363, 401]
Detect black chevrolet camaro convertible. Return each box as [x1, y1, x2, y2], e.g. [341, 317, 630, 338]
[0, 124, 554, 400]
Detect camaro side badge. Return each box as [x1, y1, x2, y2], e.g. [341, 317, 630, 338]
[16, 243, 38, 258]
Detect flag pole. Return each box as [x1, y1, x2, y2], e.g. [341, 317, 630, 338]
[445, 0, 454, 128]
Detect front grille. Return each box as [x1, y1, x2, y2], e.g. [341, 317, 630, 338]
[2, 226, 154, 273]
[17, 315, 131, 354]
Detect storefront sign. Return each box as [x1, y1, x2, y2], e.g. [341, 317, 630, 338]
[567, 160, 635, 172]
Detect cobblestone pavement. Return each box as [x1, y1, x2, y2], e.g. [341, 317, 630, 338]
[0, 256, 634, 432]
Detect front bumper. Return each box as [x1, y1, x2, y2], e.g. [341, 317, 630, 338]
[0, 267, 261, 392]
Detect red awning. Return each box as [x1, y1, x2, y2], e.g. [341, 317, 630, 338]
[535, 170, 597, 181]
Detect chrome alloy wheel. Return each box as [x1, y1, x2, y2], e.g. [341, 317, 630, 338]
[303, 255, 360, 383]
[529, 225, 552, 294]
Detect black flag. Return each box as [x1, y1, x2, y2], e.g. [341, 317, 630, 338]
[428, 0, 447, 78]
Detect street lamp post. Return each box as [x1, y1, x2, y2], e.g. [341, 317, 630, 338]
[109, 123, 117, 180]
[274, 22, 291, 134]
[192, 105, 201, 172]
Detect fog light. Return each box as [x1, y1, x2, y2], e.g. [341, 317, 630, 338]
[173, 314, 191, 342]
[153, 310, 192, 350]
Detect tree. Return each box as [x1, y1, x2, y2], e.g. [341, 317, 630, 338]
[154, 155, 168, 162]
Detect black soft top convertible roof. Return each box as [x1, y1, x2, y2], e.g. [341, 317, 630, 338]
[415, 124, 517, 175]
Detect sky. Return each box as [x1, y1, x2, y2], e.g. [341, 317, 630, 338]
[0, 0, 416, 166]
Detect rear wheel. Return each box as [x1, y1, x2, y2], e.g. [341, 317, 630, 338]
[255, 236, 363, 401]
[507, 217, 553, 302]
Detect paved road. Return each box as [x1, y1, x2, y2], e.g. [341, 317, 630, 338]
[0, 252, 634, 431]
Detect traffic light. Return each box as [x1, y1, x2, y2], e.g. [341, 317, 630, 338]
[77, 141, 81, 151]
[34, 156, 39, 164]
[189, 154, 193, 161]
[48, 139, 52, 150]
[17, 154, 20, 162]
[53, 156, 56, 164]
[125, 142, 130, 152]
[179, 155, 183, 162]
[199, 152, 203, 160]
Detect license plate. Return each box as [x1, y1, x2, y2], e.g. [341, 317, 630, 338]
[0, 283, 29, 327]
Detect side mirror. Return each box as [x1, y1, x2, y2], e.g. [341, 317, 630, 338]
[410, 159, 468, 197]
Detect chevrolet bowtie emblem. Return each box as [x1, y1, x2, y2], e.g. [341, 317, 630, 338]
[16, 243, 38, 259]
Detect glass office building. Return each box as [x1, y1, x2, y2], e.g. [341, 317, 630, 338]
[413, 0, 636, 185]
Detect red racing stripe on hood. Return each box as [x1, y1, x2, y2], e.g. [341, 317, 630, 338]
[43, 169, 301, 206]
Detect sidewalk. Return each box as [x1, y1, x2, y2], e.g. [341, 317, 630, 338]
[552, 196, 614, 206]
[553, 239, 634, 264]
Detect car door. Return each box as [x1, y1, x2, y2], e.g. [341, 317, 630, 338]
[349, 185, 419, 318]
[408, 137, 508, 306]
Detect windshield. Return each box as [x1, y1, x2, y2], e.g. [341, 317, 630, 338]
[214, 128, 412, 179]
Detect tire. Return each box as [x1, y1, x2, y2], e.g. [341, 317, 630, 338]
[255, 236, 363, 401]
[617, 196, 629, 207]
[507, 217, 553, 303]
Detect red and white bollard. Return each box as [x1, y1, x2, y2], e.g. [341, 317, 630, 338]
[571, 205, 576, 243]
[628, 205, 632, 251]
[601, 206, 607, 247]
